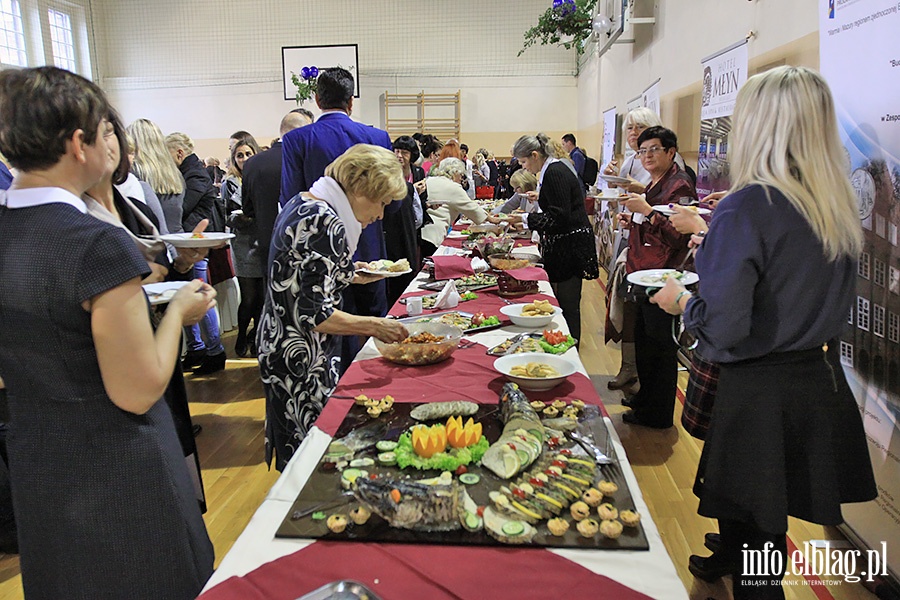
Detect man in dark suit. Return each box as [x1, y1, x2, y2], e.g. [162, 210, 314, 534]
[280, 67, 400, 370]
[242, 108, 313, 276]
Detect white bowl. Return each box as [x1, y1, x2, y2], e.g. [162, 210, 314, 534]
[499, 303, 562, 328]
[493, 353, 578, 391]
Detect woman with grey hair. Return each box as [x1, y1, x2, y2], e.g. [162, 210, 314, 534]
[418, 157, 488, 256]
[504, 133, 599, 341]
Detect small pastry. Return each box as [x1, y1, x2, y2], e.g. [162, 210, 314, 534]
[570, 500, 591, 521]
[551, 399, 567, 410]
[378, 398, 393, 411]
[619, 509, 641, 527]
[597, 502, 618, 520]
[367, 406, 382, 417]
[354, 394, 370, 406]
[349, 506, 372, 526]
[364, 398, 380, 408]
[599, 519, 623, 539]
[571, 399, 585, 409]
[596, 480, 618, 496]
[576, 518, 600, 538]
[547, 517, 570, 536]
[581, 488, 603, 507]
[530, 401, 546, 410]
[326, 514, 348, 533]
[542, 406, 559, 418]
[563, 407, 579, 419]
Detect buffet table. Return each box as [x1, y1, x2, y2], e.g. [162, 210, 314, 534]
[199, 238, 687, 600]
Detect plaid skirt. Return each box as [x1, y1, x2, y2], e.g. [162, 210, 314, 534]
[682, 350, 719, 440]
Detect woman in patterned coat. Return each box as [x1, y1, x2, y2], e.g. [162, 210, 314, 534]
[258, 144, 409, 471]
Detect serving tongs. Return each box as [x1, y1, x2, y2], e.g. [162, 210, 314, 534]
[567, 431, 616, 466]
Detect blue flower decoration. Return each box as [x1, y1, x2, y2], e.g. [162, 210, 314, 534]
[300, 66, 311, 80]
[552, 0, 563, 7]
[561, 0, 576, 15]
[309, 66, 319, 79]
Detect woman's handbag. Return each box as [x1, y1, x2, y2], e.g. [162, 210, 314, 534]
[207, 246, 235, 286]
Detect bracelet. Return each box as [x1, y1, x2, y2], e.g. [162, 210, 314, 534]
[674, 290, 692, 312]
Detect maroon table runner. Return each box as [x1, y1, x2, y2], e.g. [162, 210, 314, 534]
[199, 541, 653, 600]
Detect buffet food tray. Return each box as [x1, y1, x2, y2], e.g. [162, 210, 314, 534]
[276, 402, 649, 551]
[396, 311, 505, 334]
[296, 580, 382, 600]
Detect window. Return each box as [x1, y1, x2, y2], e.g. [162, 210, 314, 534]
[876, 214, 886, 239]
[874, 304, 885, 338]
[0, 0, 26, 66]
[891, 266, 900, 294]
[890, 312, 900, 344]
[859, 252, 870, 280]
[840, 341, 853, 368]
[857, 296, 870, 331]
[47, 8, 75, 72]
[891, 223, 898, 246]
[849, 306, 854, 325]
[875, 258, 886, 287]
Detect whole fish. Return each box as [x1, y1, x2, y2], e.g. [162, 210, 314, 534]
[353, 475, 460, 531]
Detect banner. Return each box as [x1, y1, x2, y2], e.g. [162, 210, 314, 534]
[696, 40, 748, 196]
[641, 78, 660, 116]
[602, 106, 617, 167]
[821, 0, 900, 582]
[625, 94, 642, 113]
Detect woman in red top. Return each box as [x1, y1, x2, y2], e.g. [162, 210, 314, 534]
[616, 126, 696, 428]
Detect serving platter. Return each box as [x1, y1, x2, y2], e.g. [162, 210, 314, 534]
[396, 311, 504, 334]
[276, 402, 649, 551]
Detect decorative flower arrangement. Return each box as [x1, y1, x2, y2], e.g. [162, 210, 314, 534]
[519, 0, 599, 57]
[290, 66, 319, 105]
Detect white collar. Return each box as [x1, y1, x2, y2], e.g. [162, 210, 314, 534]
[307, 176, 362, 256]
[537, 157, 558, 187]
[1, 187, 87, 213]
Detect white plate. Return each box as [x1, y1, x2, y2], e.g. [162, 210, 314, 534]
[652, 205, 711, 217]
[356, 268, 413, 278]
[599, 174, 631, 185]
[143, 281, 190, 305]
[160, 232, 234, 248]
[446, 231, 467, 239]
[627, 269, 699, 288]
[493, 352, 578, 392]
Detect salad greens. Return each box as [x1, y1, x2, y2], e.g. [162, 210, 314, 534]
[395, 431, 490, 471]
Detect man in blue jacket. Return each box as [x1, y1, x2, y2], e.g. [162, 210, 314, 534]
[280, 67, 399, 369]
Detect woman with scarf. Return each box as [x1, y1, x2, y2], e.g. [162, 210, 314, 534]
[257, 144, 409, 471]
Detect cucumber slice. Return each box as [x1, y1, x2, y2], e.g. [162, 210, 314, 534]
[376, 440, 398, 452]
[349, 457, 375, 468]
[341, 468, 367, 489]
[377, 452, 397, 466]
[465, 512, 482, 529]
[502, 521, 526, 536]
[516, 449, 530, 465]
[459, 473, 480, 485]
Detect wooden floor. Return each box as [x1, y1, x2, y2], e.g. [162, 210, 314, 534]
[0, 279, 882, 600]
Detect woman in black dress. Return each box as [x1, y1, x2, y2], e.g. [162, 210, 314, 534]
[652, 67, 877, 598]
[0, 66, 215, 599]
[506, 133, 599, 342]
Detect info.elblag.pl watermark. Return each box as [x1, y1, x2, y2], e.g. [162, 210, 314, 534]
[742, 541, 889, 584]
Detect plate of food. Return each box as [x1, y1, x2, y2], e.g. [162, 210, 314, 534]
[356, 259, 412, 277]
[499, 300, 561, 328]
[160, 232, 234, 248]
[493, 352, 578, 391]
[399, 291, 478, 309]
[142, 281, 190, 305]
[419, 273, 498, 292]
[652, 205, 712, 217]
[626, 269, 699, 288]
[400, 310, 502, 333]
[599, 174, 631, 185]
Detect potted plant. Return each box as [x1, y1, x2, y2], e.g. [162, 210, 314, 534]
[519, 0, 599, 57]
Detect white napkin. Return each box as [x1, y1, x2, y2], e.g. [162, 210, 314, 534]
[470, 257, 489, 273]
[433, 279, 460, 309]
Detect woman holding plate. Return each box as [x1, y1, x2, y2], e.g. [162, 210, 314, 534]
[258, 144, 409, 471]
[651, 67, 876, 595]
[616, 125, 694, 429]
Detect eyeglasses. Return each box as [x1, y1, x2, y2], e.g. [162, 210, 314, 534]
[636, 146, 667, 157]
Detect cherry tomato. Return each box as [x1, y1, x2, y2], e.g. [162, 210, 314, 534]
[512, 488, 526, 499]
[476, 506, 485, 517]
[560, 448, 573, 456]
[529, 477, 544, 487]
[455, 465, 468, 476]
[552, 460, 566, 468]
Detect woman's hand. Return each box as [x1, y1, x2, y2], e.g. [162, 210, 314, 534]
[486, 214, 503, 224]
[668, 205, 708, 235]
[413, 180, 427, 195]
[143, 262, 168, 283]
[623, 193, 652, 217]
[169, 279, 217, 326]
[649, 277, 688, 315]
[702, 190, 727, 209]
[603, 159, 619, 176]
[522, 191, 538, 202]
[689, 233, 706, 248]
[352, 261, 385, 285]
[616, 212, 633, 227]
[617, 177, 646, 194]
[173, 246, 209, 273]
[371, 318, 409, 343]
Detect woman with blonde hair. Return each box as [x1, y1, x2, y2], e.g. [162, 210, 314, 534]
[259, 144, 409, 470]
[651, 66, 876, 595]
[488, 169, 538, 216]
[127, 118, 186, 234]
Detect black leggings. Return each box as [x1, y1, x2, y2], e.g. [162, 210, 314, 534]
[551, 276, 583, 342]
[719, 519, 788, 600]
[237, 276, 264, 343]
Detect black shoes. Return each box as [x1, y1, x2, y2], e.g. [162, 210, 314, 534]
[192, 424, 203, 437]
[193, 352, 226, 375]
[181, 349, 206, 372]
[622, 410, 672, 429]
[689, 553, 738, 582]
[705, 532, 721, 553]
[607, 375, 638, 391]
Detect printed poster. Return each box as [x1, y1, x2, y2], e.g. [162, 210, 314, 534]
[641, 78, 660, 117]
[696, 40, 748, 196]
[821, 0, 900, 582]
